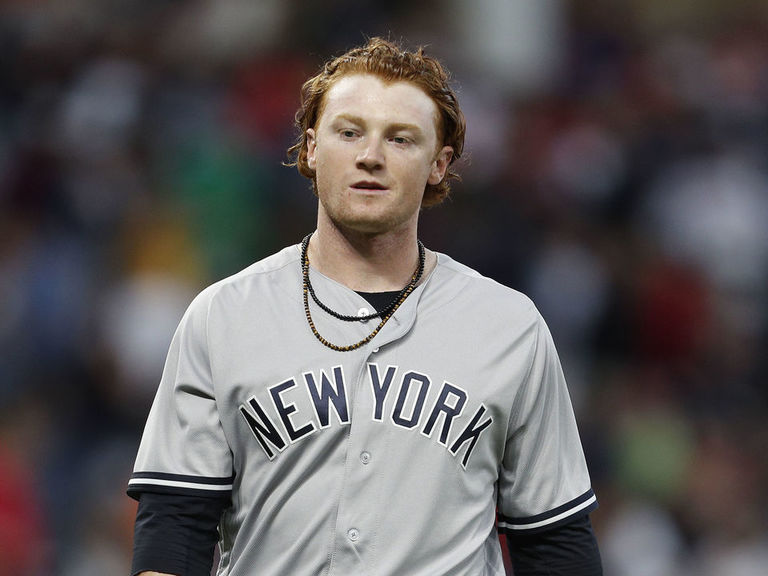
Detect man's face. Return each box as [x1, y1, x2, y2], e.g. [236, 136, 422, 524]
[306, 74, 453, 236]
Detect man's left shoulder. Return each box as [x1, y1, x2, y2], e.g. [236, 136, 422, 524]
[433, 253, 537, 317]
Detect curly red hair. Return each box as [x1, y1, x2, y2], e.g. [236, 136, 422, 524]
[287, 37, 465, 207]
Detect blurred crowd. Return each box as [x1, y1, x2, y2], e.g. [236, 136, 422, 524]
[1, 1, 767, 574]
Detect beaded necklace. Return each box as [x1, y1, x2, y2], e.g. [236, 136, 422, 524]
[301, 233, 425, 352]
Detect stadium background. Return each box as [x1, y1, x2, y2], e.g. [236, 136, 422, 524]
[1, 1, 767, 574]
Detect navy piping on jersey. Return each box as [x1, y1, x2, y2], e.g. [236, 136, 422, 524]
[498, 488, 598, 533]
[128, 471, 234, 500]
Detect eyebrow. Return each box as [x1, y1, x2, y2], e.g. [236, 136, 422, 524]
[332, 114, 425, 135]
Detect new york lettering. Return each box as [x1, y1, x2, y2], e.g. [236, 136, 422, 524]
[239, 363, 492, 468]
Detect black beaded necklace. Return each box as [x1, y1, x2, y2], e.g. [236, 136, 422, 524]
[301, 233, 425, 351]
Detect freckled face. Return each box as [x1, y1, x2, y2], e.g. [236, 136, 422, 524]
[306, 74, 453, 236]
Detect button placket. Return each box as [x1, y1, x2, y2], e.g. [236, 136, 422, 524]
[328, 355, 385, 572]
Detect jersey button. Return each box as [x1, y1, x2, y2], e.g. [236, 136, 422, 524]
[360, 451, 371, 465]
[357, 307, 371, 322]
[347, 528, 360, 542]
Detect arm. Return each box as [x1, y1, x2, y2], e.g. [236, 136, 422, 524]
[505, 513, 602, 576]
[131, 492, 226, 576]
[127, 287, 233, 576]
[498, 309, 601, 573]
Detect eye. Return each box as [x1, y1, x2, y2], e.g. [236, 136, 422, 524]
[390, 135, 411, 145]
[339, 129, 358, 140]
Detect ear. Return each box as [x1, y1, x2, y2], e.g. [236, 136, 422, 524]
[306, 128, 317, 170]
[427, 146, 453, 186]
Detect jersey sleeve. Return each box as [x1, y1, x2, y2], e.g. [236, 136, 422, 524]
[128, 287, 234, 501]
[497, 309, 597, 534]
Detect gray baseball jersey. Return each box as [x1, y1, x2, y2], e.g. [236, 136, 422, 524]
[128, 241, 596, 576]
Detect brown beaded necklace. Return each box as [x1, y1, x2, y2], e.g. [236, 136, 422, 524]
[301, 233, 425, 352]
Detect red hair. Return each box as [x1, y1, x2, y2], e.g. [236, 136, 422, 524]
[287, 37, 465, 207]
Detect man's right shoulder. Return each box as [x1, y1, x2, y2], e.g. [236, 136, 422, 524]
[217, 243, 301, 287]
[186, 243, 302, 315]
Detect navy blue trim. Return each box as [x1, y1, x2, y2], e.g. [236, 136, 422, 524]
[127, 483, 232, 501]
[502, 489, 595, 526]
[499, 489, 598, 534]
[127, 471, 235, 501]
[130, 471, 235, 485]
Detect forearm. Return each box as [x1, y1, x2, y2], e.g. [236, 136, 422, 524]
[506, 513, 603, 576]
[131, 492, 226, 576]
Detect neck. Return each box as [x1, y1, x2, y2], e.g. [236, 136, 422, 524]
[308, 224, 421, 293]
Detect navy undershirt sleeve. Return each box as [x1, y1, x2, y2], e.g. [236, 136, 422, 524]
[505, 513, 603, 576]
[131, 492, 227, 576]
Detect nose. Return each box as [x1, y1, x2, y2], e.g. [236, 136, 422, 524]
[356, 139, 384, 171]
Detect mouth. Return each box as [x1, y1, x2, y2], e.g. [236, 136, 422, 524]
[350, 180, 388, 191]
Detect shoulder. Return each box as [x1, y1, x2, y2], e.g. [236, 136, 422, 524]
[185, 243, 302, 317]
[431, 252, 539, 322]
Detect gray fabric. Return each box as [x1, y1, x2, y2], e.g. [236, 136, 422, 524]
[130, 242, 595, 576]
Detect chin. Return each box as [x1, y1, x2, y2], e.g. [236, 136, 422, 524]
[334, 213, 409, 236]
[339, 221, 392, 236]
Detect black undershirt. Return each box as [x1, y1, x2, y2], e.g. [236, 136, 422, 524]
[356, 290, 401, 313]
[131, 492, 225, 576]
[506, 513, 603, 575]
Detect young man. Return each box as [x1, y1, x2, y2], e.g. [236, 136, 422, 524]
[128, 37, 602, 576]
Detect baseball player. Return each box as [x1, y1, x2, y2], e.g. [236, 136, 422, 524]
[128, 37, 602, 576]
